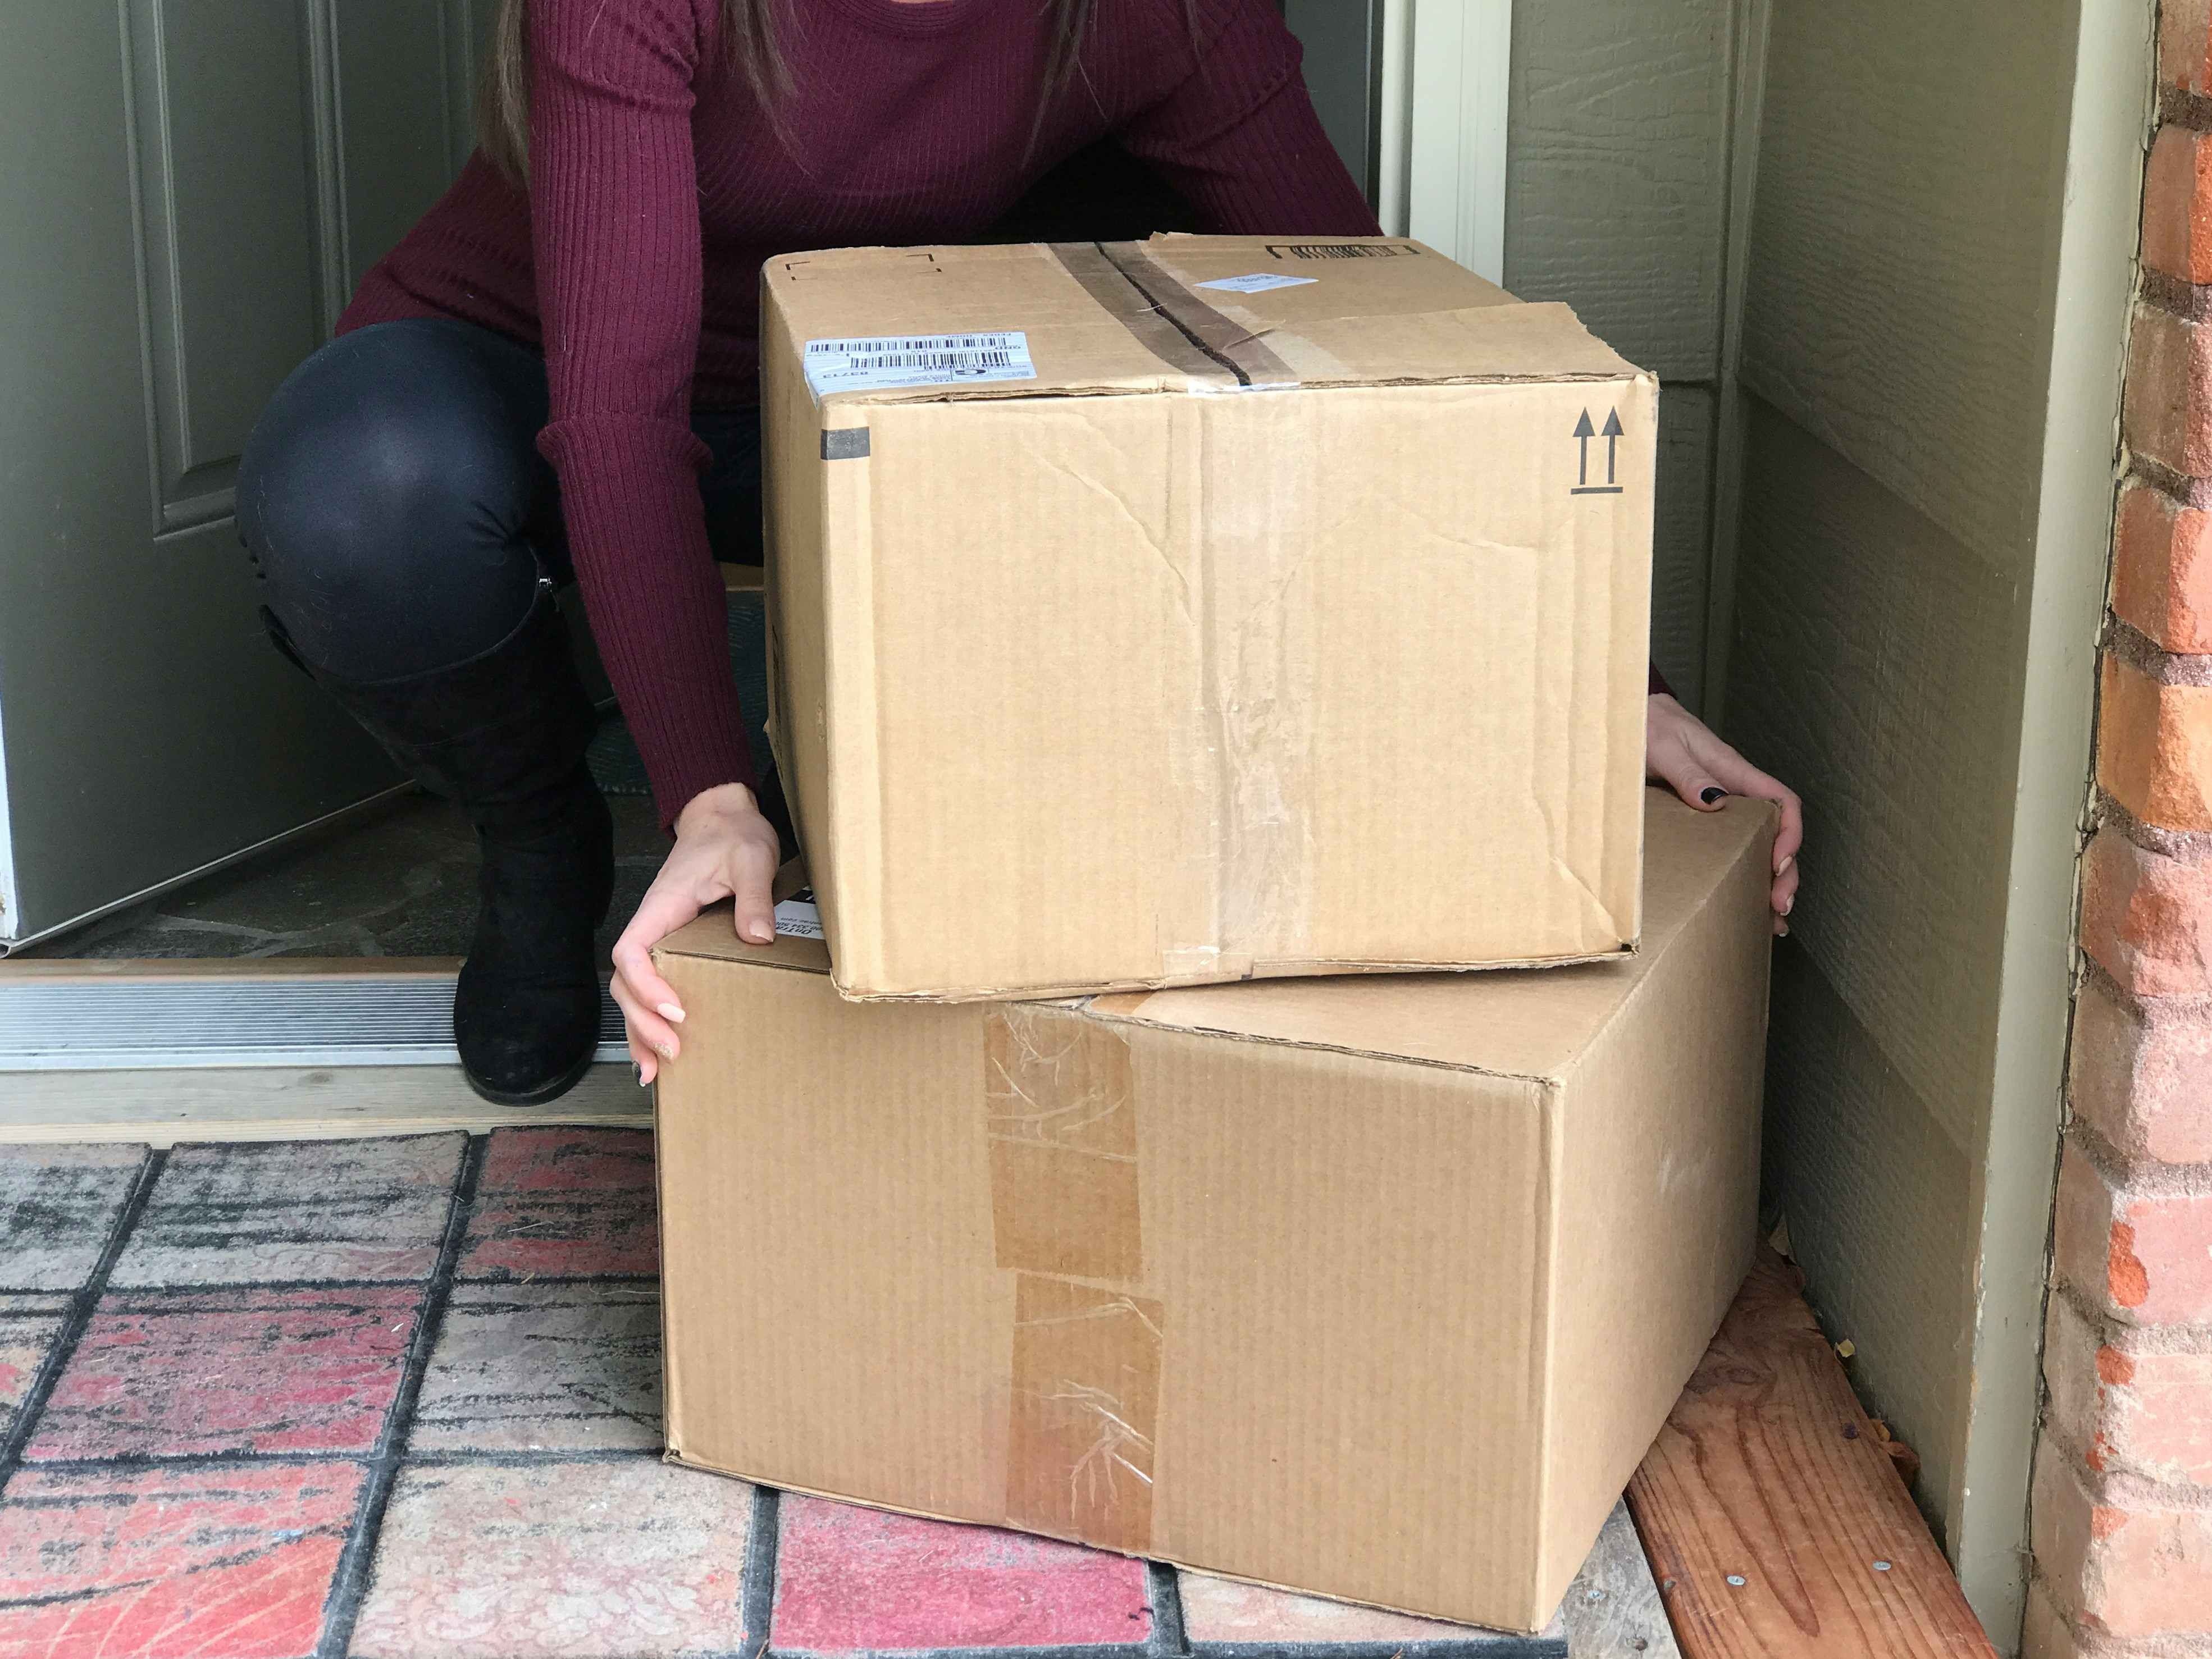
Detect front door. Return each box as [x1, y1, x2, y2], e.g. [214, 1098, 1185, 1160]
[0, 1, 495, 949]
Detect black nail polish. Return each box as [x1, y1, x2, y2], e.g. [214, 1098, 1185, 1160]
[1700, 786, 1728, 805]
[633, 1063, 646, 1088]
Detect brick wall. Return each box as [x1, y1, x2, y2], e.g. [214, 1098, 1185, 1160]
[2027, 4, 2212, 1653]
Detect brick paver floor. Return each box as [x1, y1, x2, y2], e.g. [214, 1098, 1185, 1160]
[0, 1131, 1581, 1658]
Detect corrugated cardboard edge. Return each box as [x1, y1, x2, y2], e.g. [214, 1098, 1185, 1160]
[655, 1458, 1560, 1638]
[825, 941, 1638, 1008]
[1526, 801, 1774, 1610]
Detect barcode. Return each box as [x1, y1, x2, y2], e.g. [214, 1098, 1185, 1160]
[806, 335, 1023, 354]
[1266, 242, 1418, 260]
[843, 350, 1016, 372]
[803, 328, 1037, 401]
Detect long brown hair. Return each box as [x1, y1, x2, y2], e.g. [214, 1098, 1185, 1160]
[478, 0, 1120, 182]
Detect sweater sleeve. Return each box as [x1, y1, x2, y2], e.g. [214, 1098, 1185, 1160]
[1114, 0, 1381, 237]
[528, 0, 758, 831]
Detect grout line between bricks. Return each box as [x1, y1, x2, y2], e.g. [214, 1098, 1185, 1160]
[15, 1444, 666, 1477]
[67, 1270, 661, 1299]
[0, 1146, 166, 1493]
[314, 1131, 488, 1659]
[740, 1480, 780, 1659]
[1145, 1560, 1189, 1657]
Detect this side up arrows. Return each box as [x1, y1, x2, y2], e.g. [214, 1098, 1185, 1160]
[1572, 408, 1625, 493]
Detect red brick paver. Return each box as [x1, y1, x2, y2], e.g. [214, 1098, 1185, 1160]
[347, 1459, 754, 1658]
[460, 1128, 658, 1280]
[1179, 1572, 1481, 1643]
[0, 1292, 71, 1439]
[0, 1460, 365, 1659]
[111, 1136, 463, 1288]
[772, 1495, 1153, 1654]
[26, 1286, 419, 1461]
[408, 1281, 661, 1452]
[0, 1144, 147, 1291]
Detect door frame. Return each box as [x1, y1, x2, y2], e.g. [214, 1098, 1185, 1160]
[1374, 0, 1513, 285]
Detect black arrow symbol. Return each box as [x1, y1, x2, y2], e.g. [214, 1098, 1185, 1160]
[1571, 407, 1625, 496]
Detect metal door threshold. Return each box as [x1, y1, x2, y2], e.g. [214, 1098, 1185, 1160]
[0, 973, 627, 1071]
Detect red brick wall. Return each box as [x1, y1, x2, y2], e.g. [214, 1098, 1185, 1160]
[2028, 5, 2212, 1652]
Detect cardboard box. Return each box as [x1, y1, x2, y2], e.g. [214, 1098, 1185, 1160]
[652, 792, 1771, 1631]
[761, 235, 1657, 1000]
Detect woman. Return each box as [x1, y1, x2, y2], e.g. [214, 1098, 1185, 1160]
[240, 0, 1803, 1107]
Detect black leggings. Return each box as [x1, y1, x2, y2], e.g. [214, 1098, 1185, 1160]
[238, 317, 761, 683]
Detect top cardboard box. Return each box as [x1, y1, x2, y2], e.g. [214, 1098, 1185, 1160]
[761, 235, 1655, 1002]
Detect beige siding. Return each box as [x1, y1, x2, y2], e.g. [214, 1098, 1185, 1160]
[1723, 0, 2085, 1614]
[1505, 0, 1734, 708]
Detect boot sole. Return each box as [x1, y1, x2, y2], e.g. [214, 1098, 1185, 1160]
[463, 1037, 603, 1109]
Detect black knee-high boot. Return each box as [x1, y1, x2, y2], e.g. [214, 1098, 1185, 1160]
[268, 587, 613, 1105]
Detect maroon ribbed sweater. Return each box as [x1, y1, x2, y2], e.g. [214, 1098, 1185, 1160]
[341, 0, 1383, 826]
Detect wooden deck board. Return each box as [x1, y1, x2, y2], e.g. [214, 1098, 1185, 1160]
[1626, 1250, 1996, 1658]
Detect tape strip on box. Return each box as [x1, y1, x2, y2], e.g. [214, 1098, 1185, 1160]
[986, 1006, 1159, 1553]
[1007, 1274, 1164, 1555]
[984, 1007, 1140, 1280]
[1097, 242, 1301, 390]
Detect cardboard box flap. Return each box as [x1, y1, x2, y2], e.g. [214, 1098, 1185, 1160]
[1085, 794, 1772, 1081]
[659, 912, 831, 977]
[765, 237, 1646, 410]
[1135, 234, 1642, 387]
[765, 241, 1214, 403]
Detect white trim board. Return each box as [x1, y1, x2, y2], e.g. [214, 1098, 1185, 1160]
[1415, 0, 1513, 281]
[1377, 0, 1511, 284]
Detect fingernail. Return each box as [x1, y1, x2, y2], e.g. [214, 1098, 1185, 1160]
[1781, 895, 1794, 916]
[1777, 854, 1795, 878]
[633, 1063, 646, 1088]
[657, 1003, 685, 1023]
[1700, 787, 1728, 805]
[654, 1041, 675, 1062]
[1777, 921, 1790, 937]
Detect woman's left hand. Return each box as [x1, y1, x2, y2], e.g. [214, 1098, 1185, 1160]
[1645, 693, 1802, 933]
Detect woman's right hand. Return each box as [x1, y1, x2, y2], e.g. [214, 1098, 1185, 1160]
[609, 781, 781, 1085]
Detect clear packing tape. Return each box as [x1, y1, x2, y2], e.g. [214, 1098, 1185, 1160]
[1048, 244, 1317, 984]
[987, 1005, 1163, 1552]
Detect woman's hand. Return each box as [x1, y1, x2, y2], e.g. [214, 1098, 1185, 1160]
[1645, 693, 1802, 933]
[609, 781, 781, 1085]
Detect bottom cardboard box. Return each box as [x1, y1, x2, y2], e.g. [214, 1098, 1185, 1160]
[652, 790, 1773, 1631]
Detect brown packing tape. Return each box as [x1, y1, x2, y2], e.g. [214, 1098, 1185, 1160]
[1098, 242, 1301, 389]
[1047, 242, 1234, 390]
[984, 1007, 1140, 1281]
[1006, 1273, 1165, 1555]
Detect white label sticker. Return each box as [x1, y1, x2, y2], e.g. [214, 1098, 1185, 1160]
[773, 889, 824, 939]
[804, 332, 1036, 400]
[1194, 272, 1319, 295]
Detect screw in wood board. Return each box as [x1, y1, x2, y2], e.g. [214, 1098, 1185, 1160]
[1873, 1560, 1893, 1572]
[1726, 1575, 1748, 1587]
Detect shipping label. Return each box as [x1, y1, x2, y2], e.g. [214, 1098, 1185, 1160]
[803, 332, 1036, 400]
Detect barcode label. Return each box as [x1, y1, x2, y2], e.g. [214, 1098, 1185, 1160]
[1265, 242, 1419, 260]
[773, 887, 823, 940]
[1196, 272, 1318, 295]
[804, 331, 1036, 400]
